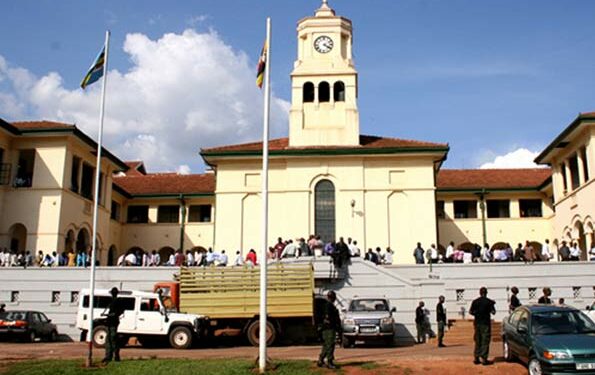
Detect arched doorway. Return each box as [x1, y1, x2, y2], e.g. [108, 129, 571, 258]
[65, 230, 75, 252]
[107, 245, 117, 266]
[315, 180, 335, 244]
[158, 246, 175, 265]
[76, 228, 90, 252]
[8, 223, 27, 252]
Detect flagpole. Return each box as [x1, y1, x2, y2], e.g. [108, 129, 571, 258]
[86, 29, 110, 368]
[258, 17, 271, 374]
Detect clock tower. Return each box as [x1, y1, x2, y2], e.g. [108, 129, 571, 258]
[289, 0, 360, 147]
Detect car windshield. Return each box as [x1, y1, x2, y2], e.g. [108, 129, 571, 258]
[0, 312, 27, 321]
[532, 310, 595, 335]
[349, 299, 388, 312]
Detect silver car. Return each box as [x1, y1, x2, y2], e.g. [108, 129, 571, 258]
[341, 297, 396, 347]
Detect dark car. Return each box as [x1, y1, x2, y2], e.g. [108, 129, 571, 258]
[502, 305, 595, 375]
[0, 311, 58, 342]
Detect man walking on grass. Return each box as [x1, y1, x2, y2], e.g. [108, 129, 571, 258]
[318, 291, 341, 369]
[469, 287, 496, 366]
[103, 287, 125, 364]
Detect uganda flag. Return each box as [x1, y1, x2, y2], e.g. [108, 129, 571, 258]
[80, 46, 105, 89]
[256, 41, 267, 89]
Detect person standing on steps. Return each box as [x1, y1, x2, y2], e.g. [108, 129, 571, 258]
[436, 296, 447, 347]
[415, 301, 426, 343]
[469, 287, 496, 366]
[317, 291, 341, 369]
[509, 286, 521, 312]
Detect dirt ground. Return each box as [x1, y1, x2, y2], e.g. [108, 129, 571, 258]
[0, 339, 527, 374]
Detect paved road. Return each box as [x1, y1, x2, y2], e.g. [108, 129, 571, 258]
[0, 340, 526, 374]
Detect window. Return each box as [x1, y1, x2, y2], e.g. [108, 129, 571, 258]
[303, 82, 314, 103]
[519, 199, 542, 218]
[140, 298, 159, 311]
[14, 149, 35, 188]
[569, 155, 580, 190]
[80, 163, 94, 199]
[580, 147, 589, 182]
[334, 81, 345, 102]
[111, 201, 121, 221]
[573, 286, 582, 299]
[315, 180, 335, 244]
[70, 291, 79, 304]
[318, 81, 330, 102]
[71, 156, 81, 192]
[51, 291, 61, 303]
[82, 296, 135, 311]
[453, 200, 477, 219]
[10, 291, 19, 303]
[0, 148, 9, 186]
[98, 172, 104, 204]
[528, 288, 537, 300]
[188, 205, 212, 223]
[157, 205, 179, 223]
[456, 289, 465, 302]
[127, 205, 149, 223]
[487, 200, 510, 218]
[436, 200, 445, 219]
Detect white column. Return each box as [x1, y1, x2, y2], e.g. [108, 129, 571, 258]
[564, 160, 571, 192]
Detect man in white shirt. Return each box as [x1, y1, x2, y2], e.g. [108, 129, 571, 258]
[124, 252, 137, 266]
[569, 242, 581, 261]
[194, 249, 202, 266]
[218, 250, 228, 267]
[186, 251, 194, 266]
[206, 249, 216, 266]
[166, 253, 175, 266]
[445, 242, 454, 263]
[384, 248, 394, 265]
[233, 250, 244, 266]
[541, 239, 552, 261]
[349, 240, 361, 257]
[429, 244, 439, 263]
[280, 240, 298, 258]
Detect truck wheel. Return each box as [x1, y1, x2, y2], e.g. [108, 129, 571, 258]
[92, 326, 108, 348]
[246, 320, 277, 347]
[169, 326, 193, 349]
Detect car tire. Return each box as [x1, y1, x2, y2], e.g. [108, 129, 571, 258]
[49, 330, 58, 342]
[169, 326, 193, 349]
[502, 337, 514, 362]
[92, 326, 108, 348]
[341, 336, 352, 348]
[246, 320, 277, 347]
[528, 357, 543, 375]
[28, 331, 36, 343]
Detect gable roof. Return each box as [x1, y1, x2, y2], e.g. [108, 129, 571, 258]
[535, 111, 595, 164]
[124, 161, 147, 176]
[0, 119, 128, 171]
[113, 173, 215, 197]
[437, 168, 552, 191]
[201, 135, 448, 158]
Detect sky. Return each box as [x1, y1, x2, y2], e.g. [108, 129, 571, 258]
[1, 0, 595, 173]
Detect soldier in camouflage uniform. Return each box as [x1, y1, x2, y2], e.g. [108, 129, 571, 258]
[317, 291, 341, 369]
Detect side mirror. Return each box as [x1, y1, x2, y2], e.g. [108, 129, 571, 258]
[47, 319, 52, 323]
[518, 326, 527, 334]
[391, 307, 397, 313]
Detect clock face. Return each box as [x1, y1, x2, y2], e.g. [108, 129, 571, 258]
[314, 36, 334, 54]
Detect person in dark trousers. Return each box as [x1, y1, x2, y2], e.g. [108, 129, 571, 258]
[0, 303, 5, 313]
[317, 291, 341, 369]
[413, 243, 425, 264]
[469, 287, 496, 366]
[103, 287, 125, 364]
[538, 287, 552, 304]
[415, 301, 426, 343]
[436, 296, 447, 347]
[509, 286, 521, 312]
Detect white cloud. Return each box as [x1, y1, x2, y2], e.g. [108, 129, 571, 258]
[479, 148, 545, 169]
[0, 29, 289, 173]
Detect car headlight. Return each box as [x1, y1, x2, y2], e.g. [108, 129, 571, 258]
[543, 351, 572, 360]
[381, 317, 394, 325]
[343, 319, 355, 325]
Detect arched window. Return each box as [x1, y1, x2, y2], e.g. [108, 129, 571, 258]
[315, 180, 335, 243]
[334, 81, 345, 102]
[319, 81, 330, 102]
[76, 228, 90, 252]
[303, 82, 314, 103]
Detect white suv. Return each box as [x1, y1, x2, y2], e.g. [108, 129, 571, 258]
[76, 289, 207, 349]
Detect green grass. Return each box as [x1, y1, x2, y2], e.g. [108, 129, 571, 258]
[1, 359, 325, 375]
[359, 362, 380, 370]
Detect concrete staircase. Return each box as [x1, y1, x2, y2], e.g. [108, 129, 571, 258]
[443, 320, 502, 344]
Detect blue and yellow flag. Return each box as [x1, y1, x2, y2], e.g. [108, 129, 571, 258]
[80, 46, 105, 89]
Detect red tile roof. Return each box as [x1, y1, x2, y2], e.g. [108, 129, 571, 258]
[201, 135, 447, 154]
[114, 173, 215, 196]
[437, 168, 552, 190]
[11, 120, 74, 130]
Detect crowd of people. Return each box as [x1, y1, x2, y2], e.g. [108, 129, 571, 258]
[0, 247, 92, 268]
[412, 239, 595, 264]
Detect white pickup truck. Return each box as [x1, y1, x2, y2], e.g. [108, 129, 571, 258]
[76, 289, 207, 349]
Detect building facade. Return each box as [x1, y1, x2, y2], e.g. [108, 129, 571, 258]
[0, 2, 593, 264]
